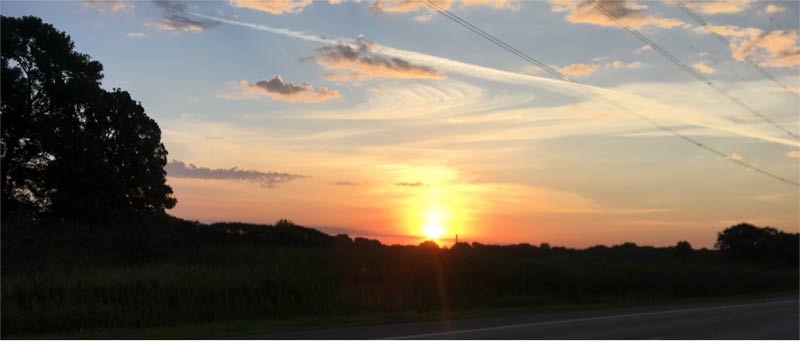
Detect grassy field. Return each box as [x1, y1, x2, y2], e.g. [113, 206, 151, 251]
[2, 217, 798, 338]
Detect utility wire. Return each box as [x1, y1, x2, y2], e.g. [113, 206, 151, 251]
[673, 0, 798, 100]
[423, 0, 798, 186]
[590, 0, 799, 140]
[755, 1, 788, 31]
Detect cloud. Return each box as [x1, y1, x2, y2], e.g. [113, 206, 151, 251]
[308, 35, 445, 81]
[728, 152, 743, 160]
[127, 32, 146, 38]
[193, 14, 800, 148]
[549, 0, 686, 29]
[731, 30, 800, 67]
[559, 63, 599, 77]
[459, 0, 520, 10]
[692, 62, 716, 74]
[228, 0, 313, 14]
[682, 0, 753, 14]
[231, 75, 341, 103]
[610, 60, 641, 68]
[395, 182, 425, 187]
[698, 25, 800, 67]
[147, 1, 219, 32]
[787, 87, 800, 93]
[788, 151, 800, 158]
[323, 72, 368, 85]
[765, 4, 786, 13]
[332, 181, 360, 186]
[369, 0, 518, 16]
[166, 160, 306, 187]
[82, 0, 133, 12]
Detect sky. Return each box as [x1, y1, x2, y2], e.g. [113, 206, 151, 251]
[3, 0, 799, 248]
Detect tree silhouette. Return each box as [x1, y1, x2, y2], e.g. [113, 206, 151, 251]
[716, 223, 799, 265]
[1, 16, 176, 222]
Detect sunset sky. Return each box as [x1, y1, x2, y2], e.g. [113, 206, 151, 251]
[3, 0, 798, 247]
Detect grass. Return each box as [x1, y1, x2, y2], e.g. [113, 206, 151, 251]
[2, 218, 798, 339]
[11, 291, 797, 339]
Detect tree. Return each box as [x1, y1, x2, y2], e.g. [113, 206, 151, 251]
[715, 223, 799, 265]
[1, 16, 176, 222]
[673, 240, 693, 262]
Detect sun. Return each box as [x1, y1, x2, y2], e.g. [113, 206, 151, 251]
[422, 222, 445, 240]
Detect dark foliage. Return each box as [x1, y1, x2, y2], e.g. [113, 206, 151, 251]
[2, 218, 797, 337]
[716, 223, 799, 265]
[1, 16, 175, 222]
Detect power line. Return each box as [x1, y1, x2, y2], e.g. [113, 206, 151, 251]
[673, 0, 798, 101]
[755, 1, 788, 31]
[422, 0, 798, 186]
[590, 0, 798, 140]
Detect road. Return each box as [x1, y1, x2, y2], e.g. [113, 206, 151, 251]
[251, 297, 799, 339]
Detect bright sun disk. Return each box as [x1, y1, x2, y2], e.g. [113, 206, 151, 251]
[422, 222, 445, 240]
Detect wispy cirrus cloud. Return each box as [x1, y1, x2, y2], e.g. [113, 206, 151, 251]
[225, 75, 340, 103]
[549, 0, 686, 29]
[682, 0, 753, 14]
[307, 36, 445, 82]
[191, 14, 800, 148]
[147, 1, 219, 32]
[369, 0, 518, 17]
[82, 0, 133, 12]
[228, 0, 312, 14]
[166, 160, 306, 187]
[395, 182, 425, 187]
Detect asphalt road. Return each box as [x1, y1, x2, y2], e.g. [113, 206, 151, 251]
[252, 297, 799, 339]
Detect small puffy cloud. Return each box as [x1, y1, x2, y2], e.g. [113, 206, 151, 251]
[787, 150, 800, 158]
[228, 0, 313, 14]
[166, 160, 306, 187]
[83, 0, 133, 12]
[395, 182, 425, 187]
[698, 25, 800, 67]
[728, 153, 743, 160]
[635, 45, 653, 54]
[682, 0, 753, 14]
[127, 32, 146, 38]
[233, 75, 341, 103]
[559, 63, 599, 77]
[308, 36, 444, 81]
[765, 4, 785, 13]
[732, 30, 800, 67]
[610, 60, 641, 68]
[147, 1, 219, 32]
[549, 0, 686, 29]
[692, 62, 716, 74]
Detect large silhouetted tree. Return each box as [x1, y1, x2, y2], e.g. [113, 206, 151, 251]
[1, 16, 176, 222]
[716, 223, 799, 265]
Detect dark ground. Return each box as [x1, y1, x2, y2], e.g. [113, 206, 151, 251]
[255, 296, 800, 339]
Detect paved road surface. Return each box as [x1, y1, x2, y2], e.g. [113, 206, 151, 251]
[251, 297, 799, 339]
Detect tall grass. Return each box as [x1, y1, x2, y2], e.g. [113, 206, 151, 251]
[2, 218, 797, 337]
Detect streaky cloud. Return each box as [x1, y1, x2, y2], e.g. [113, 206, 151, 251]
[166, 160, 306, 187]
[188, 13, 800, 148]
